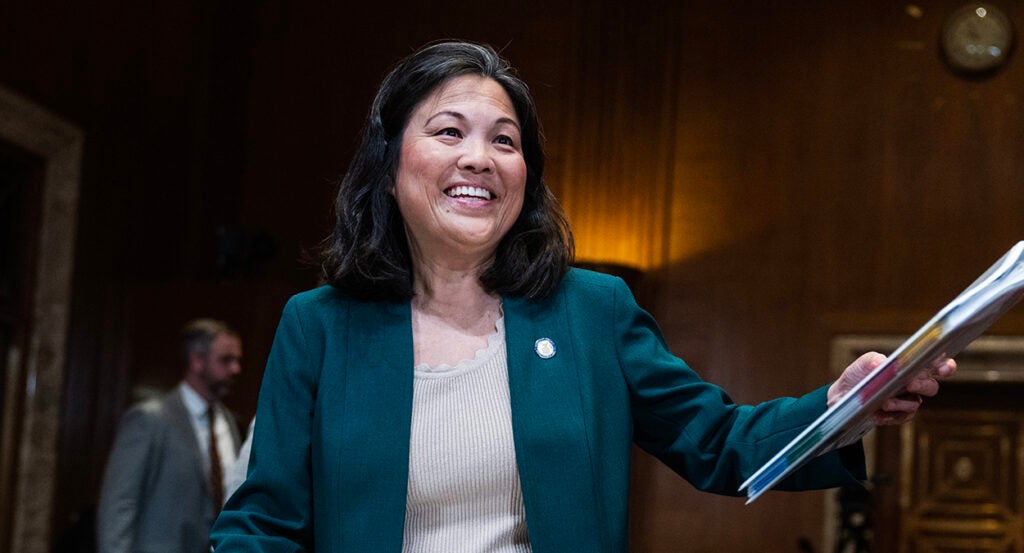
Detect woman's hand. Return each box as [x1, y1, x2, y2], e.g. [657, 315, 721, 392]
[827, 351, 957, 426]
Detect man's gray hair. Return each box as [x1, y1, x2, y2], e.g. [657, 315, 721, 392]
[180, 318, 238, 361]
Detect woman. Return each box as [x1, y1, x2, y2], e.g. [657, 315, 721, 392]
[211, 41, 953, 552]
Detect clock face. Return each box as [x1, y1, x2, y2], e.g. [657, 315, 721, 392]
[941, 4, 1015, 74]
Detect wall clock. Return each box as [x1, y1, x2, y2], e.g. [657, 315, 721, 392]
[940, 3, 1015, 76]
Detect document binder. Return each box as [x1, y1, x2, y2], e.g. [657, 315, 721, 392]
[740, 241, 1024, 503]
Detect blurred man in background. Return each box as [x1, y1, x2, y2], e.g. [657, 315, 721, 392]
[97, 318, 243, 553]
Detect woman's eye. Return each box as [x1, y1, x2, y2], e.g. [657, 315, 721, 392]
[495, 135, 516, 147]
[438, 128, 462, 138]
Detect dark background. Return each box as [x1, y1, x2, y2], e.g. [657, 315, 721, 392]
[3, 1, 1024, 551]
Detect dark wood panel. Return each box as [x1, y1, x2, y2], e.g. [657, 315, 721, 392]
[892, 386, 1024, 553]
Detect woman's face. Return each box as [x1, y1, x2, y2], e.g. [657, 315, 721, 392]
[393, 75, 526, 267]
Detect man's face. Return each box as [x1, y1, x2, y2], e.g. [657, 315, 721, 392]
[191, 333, 242, 401]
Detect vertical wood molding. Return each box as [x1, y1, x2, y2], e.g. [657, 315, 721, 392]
[0, 85, 83, 553]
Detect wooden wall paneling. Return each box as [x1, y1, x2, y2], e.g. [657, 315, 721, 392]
[660, 0, 833, 399]
[900, 405, 1024, 552]
[810, 1, 1024, 313]
[626, 1, 1024, 551]
[621, 3, 845, 552]
[553, 0, 680, 270]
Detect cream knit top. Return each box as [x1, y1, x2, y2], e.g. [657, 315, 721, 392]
[402, 316, 531, 553]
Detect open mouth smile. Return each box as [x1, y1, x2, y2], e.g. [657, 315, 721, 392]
[444, 185, 495, 200]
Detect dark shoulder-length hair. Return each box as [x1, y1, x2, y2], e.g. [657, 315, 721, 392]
[319, 40, 574, 302]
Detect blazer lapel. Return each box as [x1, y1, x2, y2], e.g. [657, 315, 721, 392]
[333, 299, 414, 552]
[503, 295, 601, 552]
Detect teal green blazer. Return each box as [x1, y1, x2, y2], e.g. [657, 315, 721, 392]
[211, 269, 864, 552]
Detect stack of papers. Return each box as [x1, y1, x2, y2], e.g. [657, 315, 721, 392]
[740, 241, 1024, 503]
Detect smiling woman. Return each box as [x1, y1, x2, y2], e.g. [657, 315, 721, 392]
[210, 40, 955, 553]
[392, 74, 527, 275]
[316, 42, 571, 303]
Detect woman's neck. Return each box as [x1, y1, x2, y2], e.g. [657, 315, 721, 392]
[410, 247, 492, 302]
[411, 269, 499, 327]
[410, 258, 503, 367]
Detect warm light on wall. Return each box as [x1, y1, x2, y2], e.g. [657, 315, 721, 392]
[554, 163, 673, 272]
[554, 164, 776, 274]
[543, 33, 780, 273]
[554, 162, 755, 273]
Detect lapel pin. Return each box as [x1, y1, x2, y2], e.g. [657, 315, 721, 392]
[534, 337, 557, 359]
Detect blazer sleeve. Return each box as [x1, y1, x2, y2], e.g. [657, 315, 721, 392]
[96, 406, 155, 553]
[611, 277, 866, 495]
[212, 296, 318, 552]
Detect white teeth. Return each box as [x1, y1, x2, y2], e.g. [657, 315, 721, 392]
[445, 185, 493, 200]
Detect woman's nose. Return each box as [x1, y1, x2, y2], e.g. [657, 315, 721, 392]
[457, 138, 493, 173]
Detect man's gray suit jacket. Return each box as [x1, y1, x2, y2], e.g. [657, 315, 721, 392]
[97, 387, 241, 553]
